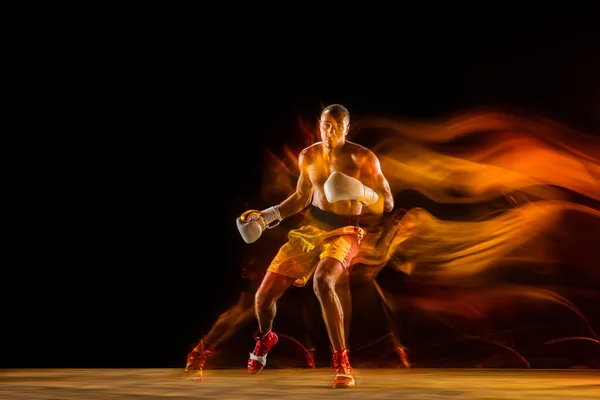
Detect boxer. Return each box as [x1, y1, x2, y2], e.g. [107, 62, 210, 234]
[235, 104, 394, 388]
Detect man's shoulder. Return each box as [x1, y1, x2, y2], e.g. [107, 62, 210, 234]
[346, 141, 376, 157]
[300, 142, 323, 156]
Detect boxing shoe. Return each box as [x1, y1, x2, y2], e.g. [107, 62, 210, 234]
[247, 330, 278, 374]
[184, 338, 214, 380]
[331, 348, 356, 388]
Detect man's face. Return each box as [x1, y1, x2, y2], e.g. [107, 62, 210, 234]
[319, 111, 349, 149]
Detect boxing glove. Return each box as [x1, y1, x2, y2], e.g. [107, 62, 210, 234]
[324, 171, 378, 205]
[236, 206, 282, 243]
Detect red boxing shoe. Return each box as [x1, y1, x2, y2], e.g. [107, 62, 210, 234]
[247, 330, 278, 374]
[331, 348, 356, 388]
[184, 339, 214, 380]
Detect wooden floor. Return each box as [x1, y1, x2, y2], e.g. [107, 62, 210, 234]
[1, 368, 599, 399]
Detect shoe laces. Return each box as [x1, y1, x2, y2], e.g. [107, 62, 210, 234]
[253, 332, 273, 357]
[331, 350, 352, 374]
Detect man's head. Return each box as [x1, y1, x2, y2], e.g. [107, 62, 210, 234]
[319, 104, 350, 149]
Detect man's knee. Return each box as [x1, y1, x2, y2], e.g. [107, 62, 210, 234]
[255, 272, 289, 309]
[254, 288, 271, 310]
[313, 258, 343, 294]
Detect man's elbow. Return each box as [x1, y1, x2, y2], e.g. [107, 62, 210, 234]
[384, 197, 394, 212]
[295, 192, 312, 210]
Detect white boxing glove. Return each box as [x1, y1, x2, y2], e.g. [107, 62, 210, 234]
[324, 171, 378, 206]
[236, 206, 282, 243]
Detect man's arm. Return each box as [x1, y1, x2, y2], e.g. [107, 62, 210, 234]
[371, 154, 394, 213]
[322, 151, 393, 212]
[354, 151, 394, 214]
[278, 154, 313, 219]
[236, 150, 313, 243]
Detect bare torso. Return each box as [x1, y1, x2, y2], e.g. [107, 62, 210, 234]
[303, 141, 375, 216]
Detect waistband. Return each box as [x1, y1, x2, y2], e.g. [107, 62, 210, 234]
[307, 204, 360, 230]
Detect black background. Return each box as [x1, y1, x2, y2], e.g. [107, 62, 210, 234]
[5, 7, 599, 368]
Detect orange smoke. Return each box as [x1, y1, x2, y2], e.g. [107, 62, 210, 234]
[354, 200, 600, 284]
[251, 107, 600, 367]
[351, 110, 600, 204]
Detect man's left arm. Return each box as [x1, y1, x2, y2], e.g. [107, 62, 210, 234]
[367, 153, 394, 213]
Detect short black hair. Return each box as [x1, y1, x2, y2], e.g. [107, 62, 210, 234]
[321, 104, 350, 122]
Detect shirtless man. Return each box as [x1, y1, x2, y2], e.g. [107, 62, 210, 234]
[236, 104, 394, 388]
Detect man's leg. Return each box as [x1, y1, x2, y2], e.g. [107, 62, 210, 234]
[349, 261, 411, 368]
[185, 291, 256, 379]
[299, 286, 318, 368]
[313, 258, 356, 388]
[204, 291, 256, 347]
[248, 271, 294, 374]
[313, 258, 347, 350]
[372, 278, 411, 368]
[335, 268, 352, 345]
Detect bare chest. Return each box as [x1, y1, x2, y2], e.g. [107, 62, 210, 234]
[307, 155, 361, 187]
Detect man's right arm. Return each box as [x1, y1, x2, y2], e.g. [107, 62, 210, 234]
[278, 151, 313, 219]
[236, 150, 313, 243]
